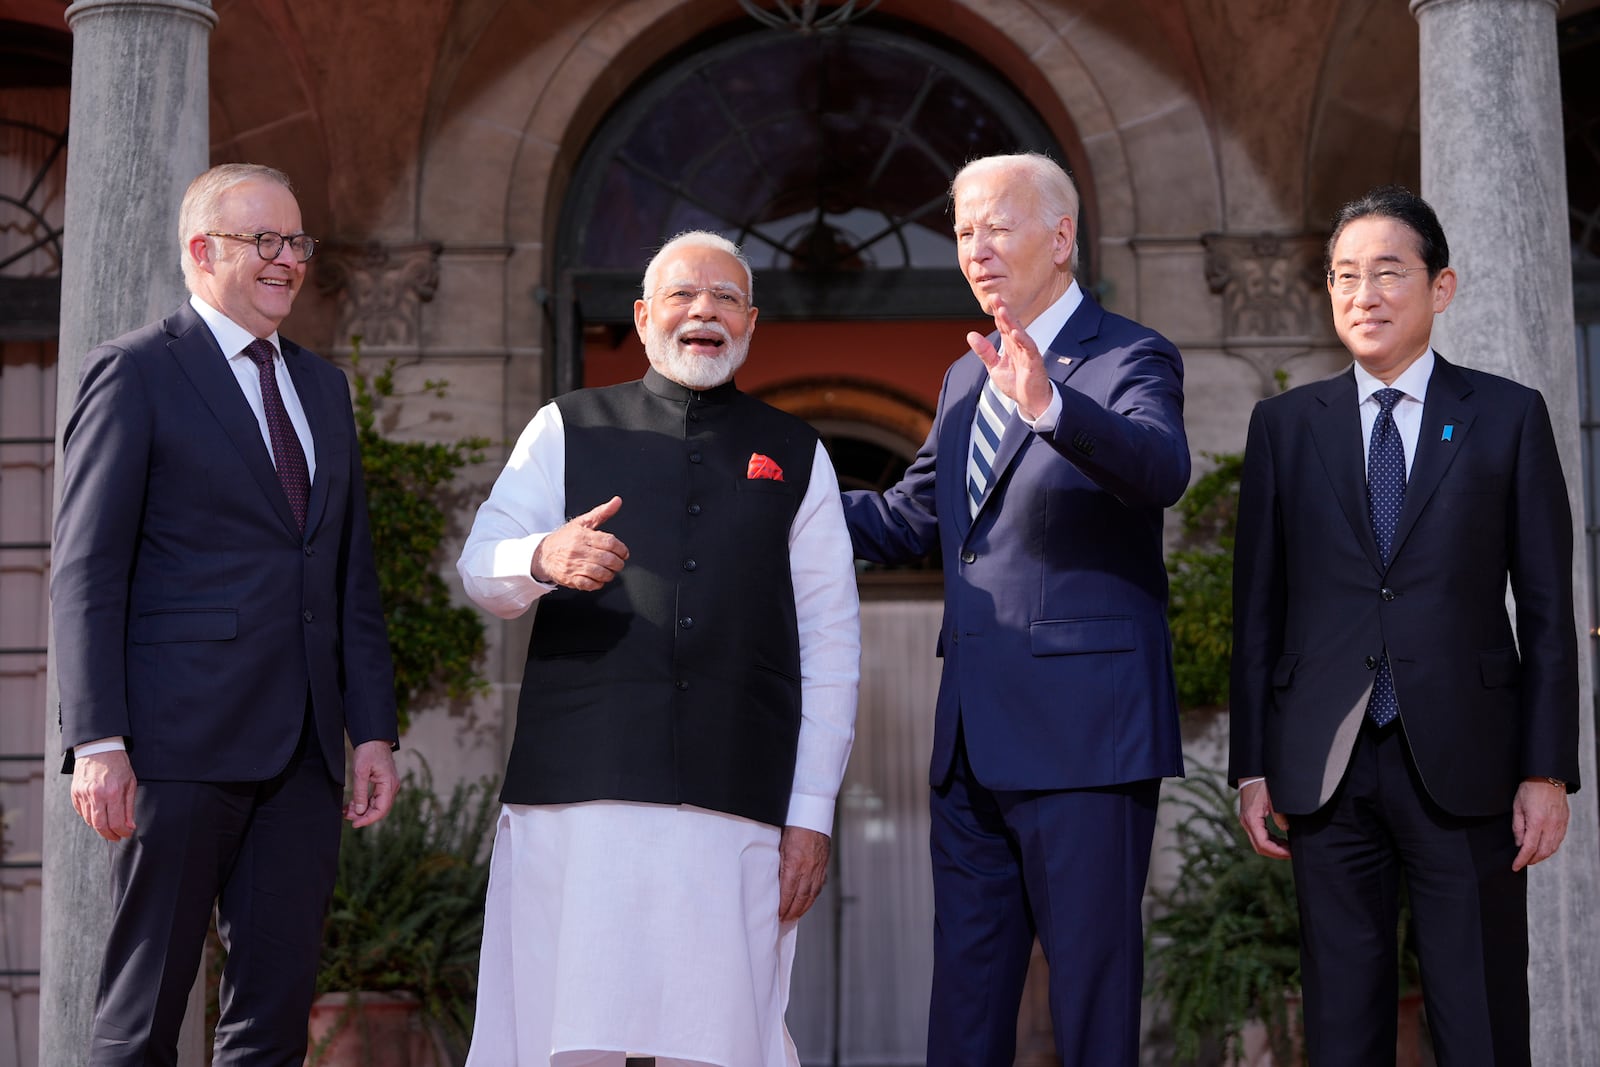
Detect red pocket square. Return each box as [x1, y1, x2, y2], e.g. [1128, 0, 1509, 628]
[747, 453, 784, 481]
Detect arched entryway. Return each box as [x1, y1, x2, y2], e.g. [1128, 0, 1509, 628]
[549, 19, 1075, 1064]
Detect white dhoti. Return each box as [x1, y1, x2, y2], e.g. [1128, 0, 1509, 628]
[464, 801, 800, 1067]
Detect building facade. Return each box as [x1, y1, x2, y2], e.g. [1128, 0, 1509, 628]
[4, 1, 1599, 1063]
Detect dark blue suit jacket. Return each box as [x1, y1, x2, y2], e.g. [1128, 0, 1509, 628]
[1229, 355, 1579, 815]
[843, 292, 1190, 790]
[52, 301, 397, 783]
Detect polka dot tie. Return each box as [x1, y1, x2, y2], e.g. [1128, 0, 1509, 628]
[1366, 387, 1406, 726]
[245, 338, 310, 531]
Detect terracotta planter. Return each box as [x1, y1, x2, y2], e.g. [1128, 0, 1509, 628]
[305, 991, 443, 1067]
[1231, 990, 1432, 1066]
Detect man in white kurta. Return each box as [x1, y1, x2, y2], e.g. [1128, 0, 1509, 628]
[457, 231, 860, 1067]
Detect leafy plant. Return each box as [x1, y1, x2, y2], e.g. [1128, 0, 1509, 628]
[350, 340, 491, 732]
[313, 764, 499, 1063]
[1166, 452, 1243, 709]
[1146, 767, 1302, 1064]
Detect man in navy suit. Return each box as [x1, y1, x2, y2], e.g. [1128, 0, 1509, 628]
[842, 152, 1190, 1067]
[1230, 186, 1578, 1066]
[53, 163, 399, 1066]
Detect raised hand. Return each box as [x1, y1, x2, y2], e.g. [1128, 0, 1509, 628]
[967, 301, 1055, 421]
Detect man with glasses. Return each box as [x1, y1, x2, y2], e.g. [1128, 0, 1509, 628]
[1230, 185, 1578, 1066]
[456, 230, 859, 1066]
[54, 163, 398, 1065]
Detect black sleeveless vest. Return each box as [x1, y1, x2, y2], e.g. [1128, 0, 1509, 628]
[501, 368, 820, 827]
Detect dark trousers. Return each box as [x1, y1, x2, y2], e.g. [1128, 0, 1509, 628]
[925, 728, 1159, 1067]
[88, 722, 342, 1067]
[1290, 717, 1529, 1067]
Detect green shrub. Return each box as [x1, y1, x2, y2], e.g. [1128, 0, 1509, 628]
[315, 764, 499, 1061]
[1166, 453, 1243, 709]
[350, 344, 490, 732]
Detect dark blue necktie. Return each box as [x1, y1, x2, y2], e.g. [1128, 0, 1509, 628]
[1366, 387, 1406, 726]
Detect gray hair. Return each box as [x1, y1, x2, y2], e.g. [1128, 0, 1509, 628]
[178, 163, 295, 291]
[951, 152, 1081, 266]
[641, 230, 754, 301]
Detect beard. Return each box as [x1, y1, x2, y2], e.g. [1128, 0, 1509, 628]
[644, 318, 750, 389]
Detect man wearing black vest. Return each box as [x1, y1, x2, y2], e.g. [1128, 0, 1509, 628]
[456, 231, 860, 1067]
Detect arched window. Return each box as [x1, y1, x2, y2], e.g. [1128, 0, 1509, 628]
[553, 20, 1072, 403]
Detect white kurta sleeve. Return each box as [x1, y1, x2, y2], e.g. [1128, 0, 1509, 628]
[783, 441, 862, 834]
[456, 402, 567, 619]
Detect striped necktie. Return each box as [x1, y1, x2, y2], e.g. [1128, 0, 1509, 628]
[967, 377, 1007, 517]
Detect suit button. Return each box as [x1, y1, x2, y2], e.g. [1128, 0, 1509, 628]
[960, 549, 976, 564]
[687, 503, 702, 516]
[689, 451, 703, 463]
[1364, 656, 1377, 670]
[688, 411, 701, 422]
[303, 609, 314, 623]
[1381, 587, 1397, 601]
[679, 617, 694, 629]
[684, 559, 698, 572]
[675, 679, 690, 691]
[304, 545, 315, 557]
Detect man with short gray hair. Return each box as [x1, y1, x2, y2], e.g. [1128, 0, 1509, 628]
[53, 162, 399, 1065]
[843, 152, 1190, 1067]
[458, 230, 860, 1067]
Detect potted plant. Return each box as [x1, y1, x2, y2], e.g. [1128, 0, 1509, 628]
[1146, 767, 1429, 1066]
[1146, 767, 1303, 1064]
[308, 763, 499, 1067]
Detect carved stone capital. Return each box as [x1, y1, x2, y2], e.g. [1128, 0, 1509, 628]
[1201, 232, 1330, 345]
[315, 240, 442, 348]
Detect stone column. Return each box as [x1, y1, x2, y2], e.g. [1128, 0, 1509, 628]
[40, 2, 216, 1066]
[1411, 1, 1600, 1063]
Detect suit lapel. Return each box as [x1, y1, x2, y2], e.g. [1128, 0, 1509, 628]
[946, 355, 987, 537]
[163, 305, 302, 537]
[281, 341, 332, 535]
[1389, 355, 1475, 563]
[1306, 369, 1385, 572]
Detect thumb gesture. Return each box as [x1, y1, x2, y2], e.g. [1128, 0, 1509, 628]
[532, 495, 629, 590]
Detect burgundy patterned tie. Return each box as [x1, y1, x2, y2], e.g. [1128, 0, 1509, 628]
[244, 338, 310, 531]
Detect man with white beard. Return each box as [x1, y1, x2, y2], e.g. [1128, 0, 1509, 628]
[457, 230, 861, 1067]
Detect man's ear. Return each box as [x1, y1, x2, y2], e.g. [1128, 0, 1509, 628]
[187, 234, 214, 276]
[1053, 216, 1075, 268]
[633, 298, 649, 344]
[1431, 266, 1458, 315]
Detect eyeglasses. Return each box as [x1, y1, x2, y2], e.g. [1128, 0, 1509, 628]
[1327, 266, 1429, 294]
[206, 231, 318, 262]
[653, 285, 750, 312]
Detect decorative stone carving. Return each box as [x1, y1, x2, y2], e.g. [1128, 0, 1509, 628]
[316, 241, 442, 348]
[1202, 232, 1328, 341]
[1202, 232, 1332, 395]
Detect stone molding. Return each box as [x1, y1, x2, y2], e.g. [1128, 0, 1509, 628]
[315, 240, 442, 349]
[1201, 232, 1333, 394]
[65, 0, 218, 31]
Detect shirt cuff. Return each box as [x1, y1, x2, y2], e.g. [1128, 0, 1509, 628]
[1236, 776, 1265, 789]
[75, 737, 127, 758]
[784, 792, 836, 836]
[1020, 384, 1062, 433]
